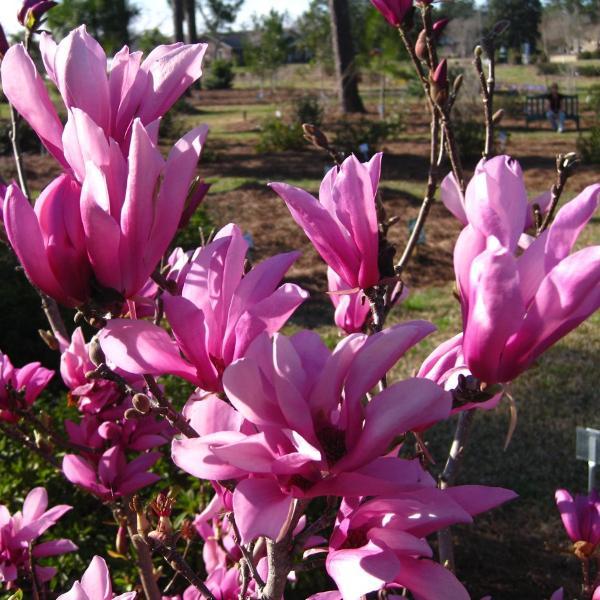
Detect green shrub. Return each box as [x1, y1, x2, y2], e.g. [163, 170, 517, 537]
[293, 94, 324, 127]
[495, 91, 524, 118]
[537, 62, 561, 75]
[453, 118, 486, 161]
[578, 49, 600, 60]
[577, 64, 600, 77]
[585, 84, 600, 115]
[577, 125, 600, 164]
[332, 114, 403, 157]
[204, 59, 235, 90]
[256, 116, 304, 153]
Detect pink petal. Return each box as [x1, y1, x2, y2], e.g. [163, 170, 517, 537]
[395, 556, 469, 600]
[54, 26, 110, 132]
[32, 539, 78, 558]
[23, 487, 48, 523]
[81, 555, 112, 598]
[336, 378, 451, 473]
[555, 489, 581, 541]
[440, 171, 467, 224]
[326, 542, 400, 599]
[138, 43, 208, 124]
[0, 44, 66, 166]
[445, 485, 518, 516]
[232, 478, 293, 543]
[463, 249, 525, 384]
[99, 318, 198, 382]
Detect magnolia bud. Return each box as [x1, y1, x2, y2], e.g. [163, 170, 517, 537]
[430, 59, 448, 106]
[302, 123, 329, 150]
[88, 336, 105, 367]
[38, 329, 59, 351]
[452, 74, 464, 96]
[474, 45, 483, 58]
[124, 408, 142, 420]
[132, 393, 152, 415]
[115, 523, 128, 555]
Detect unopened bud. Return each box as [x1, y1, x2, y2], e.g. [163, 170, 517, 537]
[430, 59, 448, 106]
[88, 336, 105, 367]
[492, 108, 504, 125]
[115, 523, 128, 555]
[124, 408, 142, 420]
[302, 123, 329, 149]
[452, 74, 464, 95]
[474, 45, 483, 58]
[132, 393, 152, 415]
[38, 329, 59, 351]
[88, 316, 106, 329]
[574, 540, 595, 560]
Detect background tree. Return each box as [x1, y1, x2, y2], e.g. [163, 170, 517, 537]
[170, 0, 185, 42]
[487, 0, 542, 54]
[185, 0, 198, 42]
[46, 0, 139, 51]
[328, 0, 365, 113]
[295, 0, 332, 69]
[198, 0, 245, 36]
[245, 9, 290, 90]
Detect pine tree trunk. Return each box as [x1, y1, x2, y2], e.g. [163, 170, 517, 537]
[328, 0, 365, 113]
[184, 0, 198, 43]
[172, 0, 185, 43]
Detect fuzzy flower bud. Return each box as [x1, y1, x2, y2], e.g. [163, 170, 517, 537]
[430, 59, 448, 106]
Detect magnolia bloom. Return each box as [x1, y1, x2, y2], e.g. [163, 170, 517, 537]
[99, 224, 308, 391]
[0, 349, 53, 422]
[454, 155, 600, 384]
[57, 555, 136, 600]
[0, 487, 76, 586]
[417, 333, 502, 413]
[312, 487, 516, 600]
[3, 119, 207, 308]
[555, 489, 600, 548]
[327, 268, 370, 334]
[60, 328, 123, 413]
[172, 323, 452, 543]
[441, 158, 553, 232]
[271, 154, 381, 291]
[62, 446, 161, 501]
[17, 1, 57, 26]
[370, 0, 413, 27]
[1, 26, 207, 165]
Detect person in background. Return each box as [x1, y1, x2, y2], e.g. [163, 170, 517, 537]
[546, 82, 565, 133]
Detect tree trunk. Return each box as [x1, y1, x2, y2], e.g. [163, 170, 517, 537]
[328, 0, 365, 113]
[184, 0, 198, 43]
[172, 0, 185, 43]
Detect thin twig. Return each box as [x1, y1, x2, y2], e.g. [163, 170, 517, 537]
[537, 153, 578, 234]
[437, 410, 476, 571]
[143, 375, 199, 438]
[228, 513, 266, 592]
[8, 103, 30, 200]
[145, 534, 217, 600]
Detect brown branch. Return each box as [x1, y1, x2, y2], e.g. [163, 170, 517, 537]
[8, 103, 30, 200]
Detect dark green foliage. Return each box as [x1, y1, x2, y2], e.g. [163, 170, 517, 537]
[453, 118, 487, 162]
[46, 0, 139, 53]
[487, 0, 543, 51]
[578, 124, 600, 164]
[135, 27, 171, 54]
[204, 59, 236, 90]
[294, 95, 324, 127]
[256, 117, 304, 153]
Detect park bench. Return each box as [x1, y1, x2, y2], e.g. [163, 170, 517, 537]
[524, 94, 580, 130]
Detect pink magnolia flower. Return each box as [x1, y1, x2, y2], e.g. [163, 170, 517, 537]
[417, 333, 502, 412]
[441, 158, 553, 232]
[3, 118, 207, 308]
[270, 154, 382, 291]
[57, 555, 136, 600]
[99, 224, 308, 391]
[370, 0, 413, 27]
[0, 349, 53, 422]
[453, 155, 600, 384]
[17, 1, 57, 26]
[555, 489, 600, 546]
[0, 487, 76, 586]
[62, 446, 161, 501]
[313, 486, 516, 600]
[327, 267, 370, 334]
[60, 328, 122, 413]
[1, 26, 207, 164]
[172, 323, 451, 543]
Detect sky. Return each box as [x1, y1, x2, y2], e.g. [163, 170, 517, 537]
[1, 0, 312, 35]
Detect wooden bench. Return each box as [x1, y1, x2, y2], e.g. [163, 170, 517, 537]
[524, 94, 580, 130]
